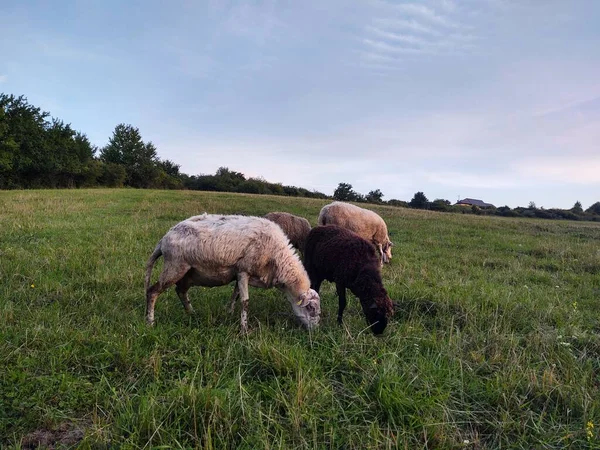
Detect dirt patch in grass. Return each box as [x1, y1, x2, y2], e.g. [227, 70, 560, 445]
[21, 422, 86, 449]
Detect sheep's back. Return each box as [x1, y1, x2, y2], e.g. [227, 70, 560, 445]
[264, 212, 311, 249]
[318, 202, 387, 242]
[304, 225, 379, 281]
[163, 214, 291, 269]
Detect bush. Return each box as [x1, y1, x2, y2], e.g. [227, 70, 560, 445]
[387, 199, 408, 208]
[100, 162, 127, 187]
[430, 199, 451, 212]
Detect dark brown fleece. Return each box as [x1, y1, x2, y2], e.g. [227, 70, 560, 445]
[264, 212, 312, 252]
[303, 225, 394, 334]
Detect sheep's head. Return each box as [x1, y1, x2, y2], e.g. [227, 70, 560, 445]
[290, 289, 321, 329]
[359, 291, 394, 335]
[382, 240, 393, 264]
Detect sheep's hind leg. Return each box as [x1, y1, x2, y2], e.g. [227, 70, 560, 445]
[146, 284, 162, 326]
[175, 270, 196, 315]
[146, 261, 191, 326]
[237, 273, 250, 333]
[336, 283, 348, 325]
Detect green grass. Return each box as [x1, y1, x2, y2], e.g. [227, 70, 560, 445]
[1, 189, 599, 449]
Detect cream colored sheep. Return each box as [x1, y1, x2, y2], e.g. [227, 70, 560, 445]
[317, 202, 393, 264]
[264, 212, 311, 252]
[145, 214, 321, 332]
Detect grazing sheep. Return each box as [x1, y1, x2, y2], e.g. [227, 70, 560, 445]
[145, 214, 321, 332]
[264, 212, 311, 252]
[303, 225, 394, 335]
[317, 201, 393, 265]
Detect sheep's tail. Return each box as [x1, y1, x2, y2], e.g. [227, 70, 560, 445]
[145, 240, 163, 292]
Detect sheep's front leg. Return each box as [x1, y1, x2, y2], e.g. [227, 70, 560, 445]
[336, 283, 347, 324]
[311, 278, 323, 294]
[229, 282, 240, 313]
[237, 273, 250, 333]
[377, 243, 385, 266]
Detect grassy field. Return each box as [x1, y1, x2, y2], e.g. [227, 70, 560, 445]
[1, 189, 599, 449]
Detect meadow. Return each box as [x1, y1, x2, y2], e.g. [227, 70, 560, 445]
[0, 189, 599, 449]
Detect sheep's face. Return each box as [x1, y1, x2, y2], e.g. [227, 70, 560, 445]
[291, 289, 321, 329]
[362, 295, 394, 335]
[364, 305, 389, 335]
[382, 241, 393, 264]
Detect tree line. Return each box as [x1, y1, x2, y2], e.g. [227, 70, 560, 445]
[0, 94, 179, 189]
[2, 93, 599, 222]
[347, 189, 600, 222]
[0, 93, 327, 197]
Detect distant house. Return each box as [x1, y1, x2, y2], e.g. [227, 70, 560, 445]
[455, 198, 495, 208]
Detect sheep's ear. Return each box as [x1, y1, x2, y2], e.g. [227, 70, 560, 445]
[296, 293, 307, 306]
[296, 290, 318, 307]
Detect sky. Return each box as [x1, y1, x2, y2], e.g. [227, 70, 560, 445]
[1, 0, 599, 209]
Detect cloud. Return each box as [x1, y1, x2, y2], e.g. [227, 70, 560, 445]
[160, 1, 285, 80]
[356, 50, 402, 63]
[0, 75, 7, 83]
[36, 38, 109, 63]
[366, 26, 432, 45]
[425, 170, 522, 189]
[534, 95, 600, 118]
[514, 156, 600, 185]
[221, 1, 285, 40]
[357, 0, 480, 72]
[362, 38, 433, 54]
[392, 3, 463, 29]
[438, 0, 457, 12]
[372, 17, 441, 36]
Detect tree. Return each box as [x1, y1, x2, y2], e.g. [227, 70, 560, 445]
[0, 93, 97, 188]
[496, 205, 518, 217]
[585, 202, 600, 215]
[409, 191, 429, 209]
[46, 119, 94, 187]
[0, 103, 18, 187]
[571, 201, 583, 214]
[365, 189, 384, 203]
[100, 124, 161, 188]
[0, 94, 49, 187]
[216, 166, 245, 182]
[430, 198, 451, 212]
[158, 159, 181, 177]
[333, 182, 360, 201]
[528, 201, 536, 209]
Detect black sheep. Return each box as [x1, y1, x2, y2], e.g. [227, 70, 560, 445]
[303, 225, 394, 335]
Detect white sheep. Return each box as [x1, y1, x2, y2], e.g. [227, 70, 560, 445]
[145, 213, 321, 332]
[317, 201, 393, 264]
